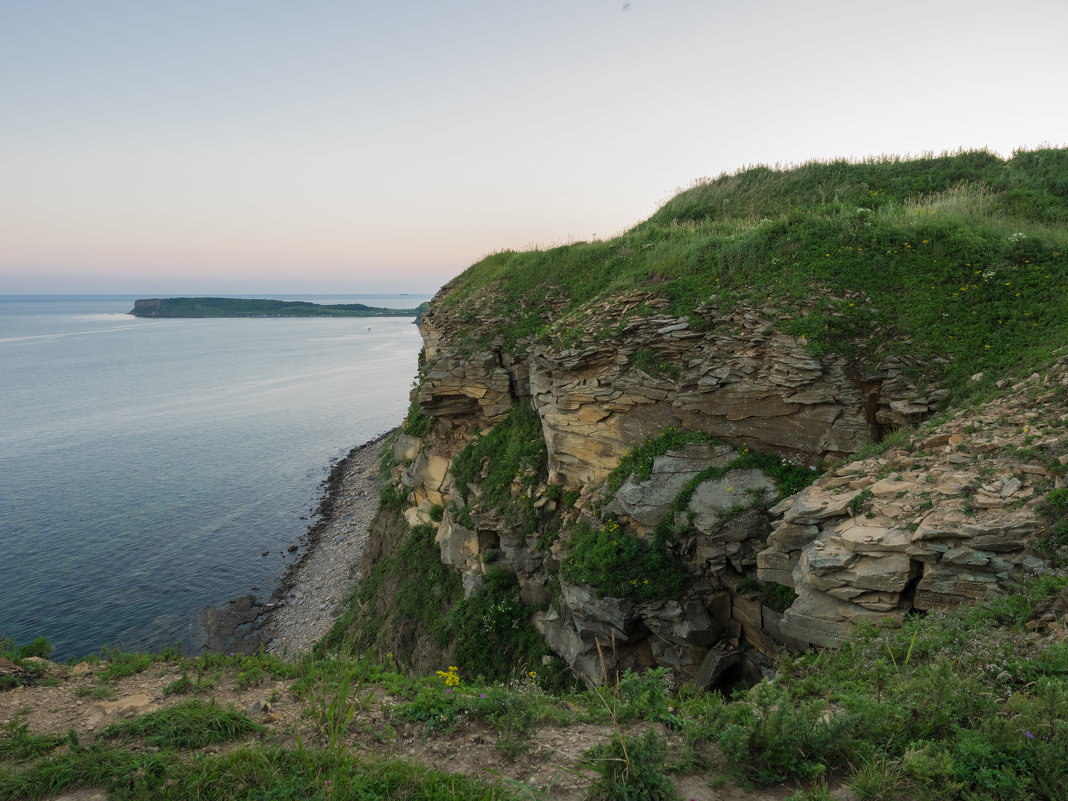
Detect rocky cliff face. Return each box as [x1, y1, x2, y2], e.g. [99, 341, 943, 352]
[418, 291, 942, 484]
[761, 368, 1068, 647]
[375, 285, 1068, 684]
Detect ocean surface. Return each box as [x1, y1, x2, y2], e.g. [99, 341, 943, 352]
[0, 294, 431, 660]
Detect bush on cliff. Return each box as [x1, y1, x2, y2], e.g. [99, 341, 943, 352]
[446, 568, 548, 681]
[562, 520, 686, 602]
[321, 517, 463, 669]
[451, 402, 548, 532]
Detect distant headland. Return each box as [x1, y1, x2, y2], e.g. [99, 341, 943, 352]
[129, 297, 429, 322]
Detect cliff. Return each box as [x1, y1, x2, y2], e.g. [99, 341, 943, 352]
[333, 149, 1068, 686]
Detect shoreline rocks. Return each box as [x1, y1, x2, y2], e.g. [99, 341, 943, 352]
[262, 432, 390, 656]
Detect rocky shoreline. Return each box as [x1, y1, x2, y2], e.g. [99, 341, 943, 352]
[201, 432, 390, 656]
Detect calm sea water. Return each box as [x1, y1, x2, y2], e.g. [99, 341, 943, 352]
[0, 294, 430, 660]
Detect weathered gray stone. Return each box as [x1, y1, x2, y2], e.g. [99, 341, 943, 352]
[767, 521, 821, 551]
[435, 513, 478, 572]
[803, 543, 858, 574]
[839, 526, 911, 554]
[694, 649, 744, 691]
[560, 584, 636, 642]
[780, 485, 863, 523]
[393, 433, 422, 463]
[870, 478, 918, 496]
[603, 443, 736, 529]
[756, 548, 797, 586]
[688, 469, 778, 530]
[780, 608, 854, 648]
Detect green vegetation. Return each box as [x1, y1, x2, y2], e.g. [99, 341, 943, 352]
[129, 297, 428, 319]
[583, 728, 679, 801]
[0, 637, 52, 690]
[562, 519, 686, 601]
[403, 397, 434, 438]
[3, 579, 1067, 799]
[0, 718, 72, 761]
[737, 576, 799, 612]
[446, 568, 549, 681]
[451, 402, 549, 534]
[442, 148, 1068, 400]
[99, 700, 264, 749]
[322, 519, 547, 682]
[322, 520, 463, 665]
[0, 746, 522, 801]
[1038, 488, 1068, 566]
[562, 429, 816, 601]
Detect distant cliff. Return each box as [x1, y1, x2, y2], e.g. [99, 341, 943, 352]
[327, 148, 1068, 685]
[130, 297, 428, 320]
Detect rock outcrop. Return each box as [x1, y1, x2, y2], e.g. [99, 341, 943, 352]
[760, 367, 1068, 646]
[368, 279, 1068, 682]
[419, 292, 941, 485]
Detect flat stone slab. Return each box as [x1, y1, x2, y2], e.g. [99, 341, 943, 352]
[839, 526, 911, 554]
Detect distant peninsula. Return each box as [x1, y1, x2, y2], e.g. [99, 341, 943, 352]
[129, 297, 429, 321]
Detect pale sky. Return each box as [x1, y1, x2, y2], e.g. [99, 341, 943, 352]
[2, 0, 1066, 294]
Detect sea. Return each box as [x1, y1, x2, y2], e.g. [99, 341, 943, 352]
[0, 293, 432, 661]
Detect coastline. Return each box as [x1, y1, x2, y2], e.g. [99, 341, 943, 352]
[201, 431, 391, 656]
[263, 431, 391, 656]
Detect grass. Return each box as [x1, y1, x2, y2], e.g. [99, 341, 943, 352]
[0, 637, 54, 690]
[3, 577, 1067, 799]
[439, 148, 1068, 402]
[321, 515, 464, 668]
[0, 746, 525, 801]
[98, 699, 265, 749]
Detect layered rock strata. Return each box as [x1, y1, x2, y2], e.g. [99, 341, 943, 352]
[760, 365, 1068, 646]
[376, 281, 1067, 680]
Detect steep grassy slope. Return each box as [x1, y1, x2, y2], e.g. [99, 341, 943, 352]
[442, 148, 1068, 399]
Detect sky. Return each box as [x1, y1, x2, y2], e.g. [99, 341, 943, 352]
[2, 0, 1066, 295]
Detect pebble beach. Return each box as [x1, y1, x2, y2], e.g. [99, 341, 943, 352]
[260, 433, 389, 656]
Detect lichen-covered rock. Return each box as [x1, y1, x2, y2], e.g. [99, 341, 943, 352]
[603, 443, 735, 531]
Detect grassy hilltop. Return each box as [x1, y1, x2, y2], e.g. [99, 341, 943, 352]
[443, 148, 1068, 399]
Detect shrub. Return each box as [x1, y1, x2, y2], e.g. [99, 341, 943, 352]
[403, 398, 433, 438]
[615, 667, 673, 723]
[716, 683, 856, 785]
[584, 729, 679, 801]
[451, 402, 547, 527]
[446, 569, 547, 680]
[562, 521, 687, 601]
